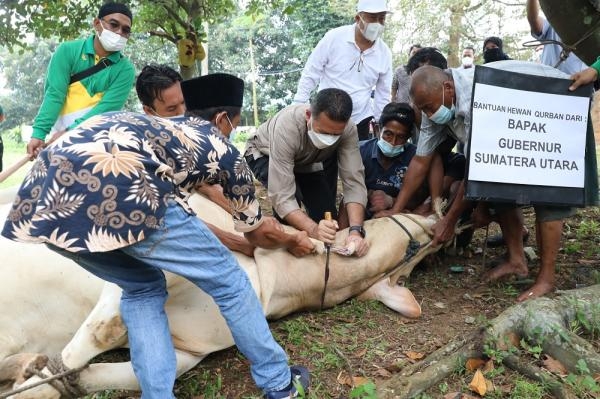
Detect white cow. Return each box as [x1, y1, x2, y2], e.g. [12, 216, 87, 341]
[0, 190, 440, 398]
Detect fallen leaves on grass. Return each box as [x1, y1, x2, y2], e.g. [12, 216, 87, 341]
[443, 393, 480, 399]
[336, 371, 369, 387]
[541, 354, 567, 376]
[404, 350, 425, 361]
[469, 369, 491, 396]
[465, 358, 486, 372]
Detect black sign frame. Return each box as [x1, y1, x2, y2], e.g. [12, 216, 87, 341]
[465, 65, 593, 207]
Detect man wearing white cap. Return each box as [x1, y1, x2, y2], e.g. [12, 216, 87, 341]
[293, 0, 393, 140]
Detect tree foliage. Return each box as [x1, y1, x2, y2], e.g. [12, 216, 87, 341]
[387, 0, 529, 68]
[208, 0, 354, 125]
[0, 0, 97, 46]
[0, 40, 56, 129]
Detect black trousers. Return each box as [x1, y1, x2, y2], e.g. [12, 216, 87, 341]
[246, 154, 338, 223]
[356, 116, 374, 141]
[0, 136, 3, 172]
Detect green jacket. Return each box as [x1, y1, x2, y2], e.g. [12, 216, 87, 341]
[32, 35, 135, 140]
[591, 57, 600, 76]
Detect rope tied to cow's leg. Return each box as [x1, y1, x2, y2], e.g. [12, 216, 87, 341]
[45, 355, 88, 398]
[0, 355, 88, 399]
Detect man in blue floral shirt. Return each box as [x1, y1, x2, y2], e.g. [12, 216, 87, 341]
[2, 74, 312, 398]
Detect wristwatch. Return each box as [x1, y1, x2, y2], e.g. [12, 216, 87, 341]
[349, 225, 366, 238]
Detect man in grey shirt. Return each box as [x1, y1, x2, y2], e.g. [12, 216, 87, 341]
[391, 44, 422, 103]
[245, 88, 369, 256]
[378, 62, 582, 302]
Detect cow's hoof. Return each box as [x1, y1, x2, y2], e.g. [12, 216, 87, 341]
[0, 353, 48, 385]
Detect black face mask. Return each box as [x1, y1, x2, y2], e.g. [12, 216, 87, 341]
[484, 47, 505, 63]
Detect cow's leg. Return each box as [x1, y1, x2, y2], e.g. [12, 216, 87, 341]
[357, 277, 422, 318]
[3, 282, 126, 398]
[6, 280, 200, 398]
[61, 282, 128, 369]
[9, 350, 204, 398]
[80, 350, 204, 393]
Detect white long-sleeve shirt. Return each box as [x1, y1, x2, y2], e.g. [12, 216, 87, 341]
[293, 24, 393, 123]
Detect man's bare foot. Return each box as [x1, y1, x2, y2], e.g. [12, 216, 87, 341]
[516, 280, 555, 302]
[483, 260, 528, 283]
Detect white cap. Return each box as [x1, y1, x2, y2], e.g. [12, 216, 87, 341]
[356, 0, 390, 13]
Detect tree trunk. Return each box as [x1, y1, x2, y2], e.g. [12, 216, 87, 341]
[179, 65, 197, 81]
[447, 1, 468, 68]
[377, 284, 600, 398]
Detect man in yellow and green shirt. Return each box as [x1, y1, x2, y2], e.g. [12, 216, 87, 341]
[27, 2, 135, 158]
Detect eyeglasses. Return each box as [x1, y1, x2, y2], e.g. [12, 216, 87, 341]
[101, 18, 131, 37]
[350, 52, 365, 72]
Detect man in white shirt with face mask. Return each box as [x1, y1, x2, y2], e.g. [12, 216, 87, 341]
[459, 46, 476, 69]
[293, 0, 393, 140]
[245, 88, 370, 257]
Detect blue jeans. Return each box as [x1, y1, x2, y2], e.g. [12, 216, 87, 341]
[50, 202, 291, 398]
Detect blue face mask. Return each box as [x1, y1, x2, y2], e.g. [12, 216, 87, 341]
[429, 85, 455, 125]
[377, 138, 405, 157]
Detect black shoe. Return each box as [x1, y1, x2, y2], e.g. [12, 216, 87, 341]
[264, 365, 310, 399]
[486, 231, 530, 248]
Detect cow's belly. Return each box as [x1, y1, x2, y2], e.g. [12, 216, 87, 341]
[164, 253, 262, 356]
[0, 221, 104, 359]
[0, 186, 18, 205]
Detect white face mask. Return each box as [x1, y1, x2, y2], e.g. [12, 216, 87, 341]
[307, 121, 341, 149]
[150, 108, 184, 119]
[462, 56, 474, 67]
[359, 17, 384, 42]
[97, 23, 128, 52]
[225, 114, 237, 141]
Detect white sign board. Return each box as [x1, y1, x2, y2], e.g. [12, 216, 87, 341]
[468, 83, 588, 188]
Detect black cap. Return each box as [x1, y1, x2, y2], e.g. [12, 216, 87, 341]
[181, 73, 244, 111]
[98, 2, 133, 22]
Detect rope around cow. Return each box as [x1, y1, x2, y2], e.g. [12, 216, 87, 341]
[0, 356, 87, 399]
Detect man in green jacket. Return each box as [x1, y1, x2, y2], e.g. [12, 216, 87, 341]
[27, 2, 135, 158]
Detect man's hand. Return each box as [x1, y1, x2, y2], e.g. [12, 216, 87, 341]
[569, 67, 598, 91]
[261, 216, 285, 233]
[26, 138, 45, 160]
[345, 233, 369, 257]
[368, 190, 393, 213]
[431, 216, 455, 247]
[26, 130, 69, 160]
[313, 218, 338, 245]
[287, 230, 316, 257]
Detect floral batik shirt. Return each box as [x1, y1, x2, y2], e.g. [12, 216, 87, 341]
[1, 112, 262, 253]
